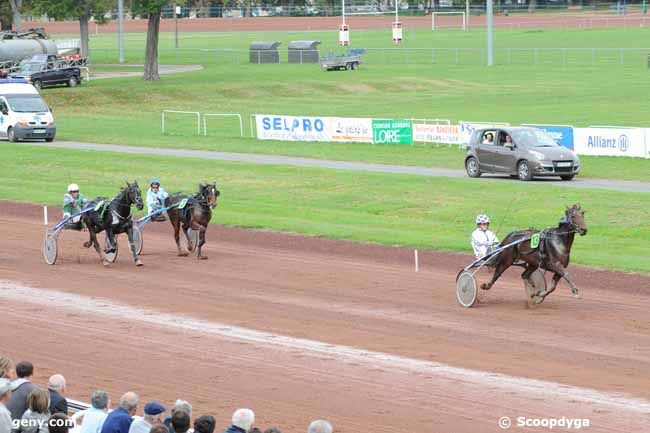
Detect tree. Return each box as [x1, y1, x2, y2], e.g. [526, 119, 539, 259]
[1, 1, 13, 30]
[8, 0, 24, 31]
[132, 0, 169, 80]
[31, 0, 112, 58]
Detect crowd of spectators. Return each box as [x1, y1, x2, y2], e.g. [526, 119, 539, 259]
[0, 357, 333, 433]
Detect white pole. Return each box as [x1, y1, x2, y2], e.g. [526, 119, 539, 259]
[43, 206, 48, 226]
[395, 0, 399, 21]
[466, 0, 470, 30]
[414, 249, 419, 272]
[342, 0, 346, 26]
[118, 0, 125, 64]
[487, 0, 494, 66]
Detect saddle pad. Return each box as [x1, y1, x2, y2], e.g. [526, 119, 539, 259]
[531, 233, 541, 249]
[94, 200, 105, 212]
[178, 198, 189, 209]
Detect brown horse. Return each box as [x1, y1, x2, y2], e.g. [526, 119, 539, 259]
[165, 183, 219, 260]
[480, 204, 588, 305]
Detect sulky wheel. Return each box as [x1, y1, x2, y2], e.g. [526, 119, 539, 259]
[456, 270, 479, 308]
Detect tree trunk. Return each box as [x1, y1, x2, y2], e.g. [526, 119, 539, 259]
[0, 15, 11, 31]
[8, 0, 22, 31]
[144, 12, 161, 81]
[79, 15, 90, 58]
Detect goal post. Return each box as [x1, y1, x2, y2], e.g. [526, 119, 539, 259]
[432, 11, 466, 31]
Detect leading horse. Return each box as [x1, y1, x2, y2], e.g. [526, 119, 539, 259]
[165, 182, 219, 260]
[82, 181, 144, 266]
[481, 204, 588, 305]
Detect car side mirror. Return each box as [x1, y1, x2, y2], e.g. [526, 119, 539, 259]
[1, 109, 7, 115]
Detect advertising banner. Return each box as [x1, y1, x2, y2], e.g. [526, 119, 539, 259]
[413, 124, 461, 145]
[458, 121, 509, 144]
[372, 119, 413, 144]
[524, 124, 574, 150]
[256, 114, 332, 142]
[331, 117, 373, 143]
[573, 127, 646, 158]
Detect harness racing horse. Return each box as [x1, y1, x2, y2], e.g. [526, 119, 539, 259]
[82, 181, 144, 266]
[165, 182, 220, 260]
[480, 204, 588, 305]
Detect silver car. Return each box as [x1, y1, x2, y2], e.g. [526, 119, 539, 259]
[464, 127, 581, 181]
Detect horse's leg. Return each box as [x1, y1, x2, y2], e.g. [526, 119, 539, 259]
[126, 226, 143, 267]
[104, 227, 116, 254]
[545, 261, 581, 299]
[480, 258, 511, 290]
[196, 224, 207, 260]
[88, 230, 108, 266]
[83, 229, 93, 248]
[171, 215, 188, 257]
[539, 273, 562, 302]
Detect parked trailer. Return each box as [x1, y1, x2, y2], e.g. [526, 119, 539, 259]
[321, 54, 361, 71]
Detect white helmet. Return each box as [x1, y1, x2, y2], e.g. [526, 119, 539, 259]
[67, 183, 80, 192]
[476, 214, 490, 225]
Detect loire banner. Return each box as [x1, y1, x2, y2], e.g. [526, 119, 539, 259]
[256, 114, 332, 142]
[331, 117, 373, 143]
[524, 124, 574, 150]
[372, 119, 413, 144]
[413, 124, 461, 145]
[573, 127, 646, 158]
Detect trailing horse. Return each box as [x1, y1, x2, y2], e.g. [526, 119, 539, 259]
[165, 182, 220, 260]
[480, 204, 588, 305]
[82, 181, 144, 267]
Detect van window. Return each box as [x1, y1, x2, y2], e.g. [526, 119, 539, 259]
[0, 99, 7, 112]
[5, 95, 49, 113]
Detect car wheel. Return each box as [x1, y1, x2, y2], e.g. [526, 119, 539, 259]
[7, 127, 18, 143]
[68, 76, 78, 87]
[517, 160, 533, 181]
[32, 80, 42, 90]
[560, 174, 575, 181]
[465, 157, 481, 178]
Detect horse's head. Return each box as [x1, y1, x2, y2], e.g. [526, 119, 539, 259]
[200, 182, 220, 209]
[126, 181, 144, 211]
[563, 204, 587, 236]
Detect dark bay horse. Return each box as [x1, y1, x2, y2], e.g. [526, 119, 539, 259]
[480, 204, 588, 305]
[82, 181, 144, 266]
[165, 182, 219, 260]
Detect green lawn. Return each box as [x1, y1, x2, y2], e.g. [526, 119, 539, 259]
[2, 145, 648, 273]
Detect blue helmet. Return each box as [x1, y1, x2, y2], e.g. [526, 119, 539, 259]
[149, 177, 161, 186]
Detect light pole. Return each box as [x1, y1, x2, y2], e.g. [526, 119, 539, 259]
[174, 3, 179, 49]
[486, 0, 494, 66]
[118, 0, 125, 63]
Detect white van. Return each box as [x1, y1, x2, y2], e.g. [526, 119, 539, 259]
[0, 78, 56, 142]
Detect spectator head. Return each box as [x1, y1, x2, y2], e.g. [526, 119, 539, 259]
[150, 426, 168, 433]
[264, 429, 282, 433]
[119, 392, 139, 416]
[48, 413, 71, 433]
[143, 401, 166, 425]
[28, 387, 50, 415]
[90, 391, 110, 411]
[0, 357, 15, 380]
[193, 415, 215, 433]
[231, 409, 255, 431]
[16, 361, 34, 379]
[171, 410, 190, 433]
[307, 420, 333, 433]
[48, 374, 66, 394]
[170, 400, 192, 418]
[0, 378, 11, 403]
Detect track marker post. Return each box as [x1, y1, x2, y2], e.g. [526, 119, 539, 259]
[43, 206, 48, 226]
[415, 249, 419, 272]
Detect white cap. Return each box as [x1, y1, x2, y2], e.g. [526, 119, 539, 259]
[68, 183, 79, 192]
[232, 408, 255, 430]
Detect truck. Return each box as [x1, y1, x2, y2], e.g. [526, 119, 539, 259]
[0, 78, 56, 142]
[10, 54, 82, 89]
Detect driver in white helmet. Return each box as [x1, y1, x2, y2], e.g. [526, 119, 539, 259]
[146, 177, 169, 221]
[471, 214, 499, 259]
[63, 183, 88, 230]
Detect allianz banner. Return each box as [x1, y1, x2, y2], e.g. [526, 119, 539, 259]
[256, 115, 333, 142]
[573, 127, 646, 158]
[524, 124, 574, 150]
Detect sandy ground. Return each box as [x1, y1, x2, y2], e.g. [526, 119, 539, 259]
[0, 201, 649, 432]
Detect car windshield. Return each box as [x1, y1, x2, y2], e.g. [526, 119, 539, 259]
[511, 129, 559, 148]
[6, 95, 49, 113]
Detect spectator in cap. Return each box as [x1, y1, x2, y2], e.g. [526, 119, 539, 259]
[0, 379, 12, 433]
[128, 402, 165, 433]
[163, 401, 191, 433]
[100, 392, 139, 433]
[7, 361, 36, 420]
[170, 411, 189, 433]
[13, 387, 50, 433]
[48, 375, 68, 415]
[0, 359, 14, 381]
[48, 413, 71, 433]
[222, 409, 254, 433]
[79, 391, 110, 433]
[307, 420, 332, 433]
[192, 416, 215, 433]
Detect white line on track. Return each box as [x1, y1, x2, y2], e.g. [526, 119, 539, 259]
[2, 279, 649, 414]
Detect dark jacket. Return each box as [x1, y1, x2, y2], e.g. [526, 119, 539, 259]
[6, 379, 36, 420]
[222, 427, 246, 433]
[48, 389, 68, 415]
[100, 407, 133, 433]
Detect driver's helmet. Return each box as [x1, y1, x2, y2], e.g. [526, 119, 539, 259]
[149, 177, 161, 187]
[476, 214, 490, 225]
[67, 183, 79, 193]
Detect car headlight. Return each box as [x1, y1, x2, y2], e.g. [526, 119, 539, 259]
[530, 150, 545, 160]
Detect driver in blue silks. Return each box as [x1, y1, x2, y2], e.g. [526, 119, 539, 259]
[146, 177, 169, 221]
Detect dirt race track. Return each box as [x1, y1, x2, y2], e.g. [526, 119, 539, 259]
[1, 202, 650, 432]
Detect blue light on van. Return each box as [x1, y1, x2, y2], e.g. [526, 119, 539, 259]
[0, 78, 29, 84]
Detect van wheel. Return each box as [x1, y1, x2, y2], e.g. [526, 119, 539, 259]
[32, 80, 42, 90]
[7, 127, 18, 142]
[68, 76, 78, 87]
[517, 160, 533, 181]
[465, 157, 481, 178]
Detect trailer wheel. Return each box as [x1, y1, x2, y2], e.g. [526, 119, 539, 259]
[346, 63, 352, 70]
